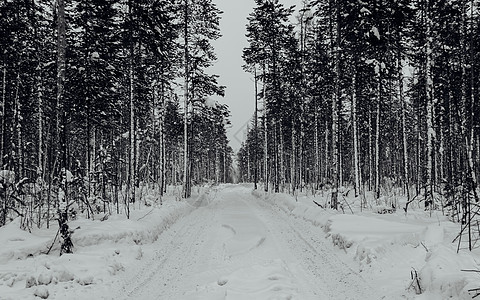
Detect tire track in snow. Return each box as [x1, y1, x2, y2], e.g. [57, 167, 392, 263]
[114, 202, 215, 299]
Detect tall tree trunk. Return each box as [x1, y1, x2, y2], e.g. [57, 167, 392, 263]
[88, 123, 96, 199]
[56, 0, 72, 253]
[375, 62, 381, 201]
[215, 142, 220, 184]
[36, 39, 44, 227]
[299, 121, 304, 192]
[314, 96, 319, 190]
[368, 110, 373, 191]
[12, 63, 24, 226]
[14, 69, 23, 178]
[299, 3, 307, 192]
[425, 1, 435, 210]
[279, 122, 285, 192]
[56, 0, 66, 210]
[129, 52, 135, 208]
[182, 0, 190, 198]
[127, 0, 135, 217]
[416, 110, 422, 197]
[246, 135, 250, 181]
[399, 58, 410, 202]
[331, 0, 340, 209]
[448, 87, 454, 190]
[263, 67, 268, 192]
[274, 121, 279, 193]
[1, 65, 5, 169]
[254, 67, 258, 189]
[339, 126, 343, 189]
[291, 118, 296, 193]
[467, 0, 478, 202]
[324, 120, 329, 182]
[459, 0, 468, 207]
[160, 87, 166, 196]
[37, 67, 44, 183]
[459, 0, 473, 247]
[425, 97, 435, 206]
[352, 65, 360, 198]
[223, 144, 227, 183]
[135, 117, 140, 189]
[188, 105, 194, 193]
[439, 99, 444, 191]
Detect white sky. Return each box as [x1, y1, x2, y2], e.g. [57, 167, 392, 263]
[210, 0, 300, 152]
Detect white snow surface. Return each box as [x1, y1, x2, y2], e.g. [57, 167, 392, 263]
[1, 184, 479, 299]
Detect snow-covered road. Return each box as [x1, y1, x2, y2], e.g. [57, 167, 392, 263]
[114, 185, 378, 300]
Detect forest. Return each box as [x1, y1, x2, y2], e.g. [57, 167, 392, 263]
[1, 0, 480, 242]
[0, 0, 233, 232]
[238, 0, 480, 218]
[2, 1, 480, 297]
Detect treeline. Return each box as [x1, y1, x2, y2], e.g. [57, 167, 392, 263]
[0, 0, 232, 229]
[238, 0, 479, 211]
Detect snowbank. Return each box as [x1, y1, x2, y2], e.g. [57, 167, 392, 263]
[417, 245, 479, 299]
[253, 188, 480, 299]
[0, 189, 212, 300]
[252, 189, 333, 228]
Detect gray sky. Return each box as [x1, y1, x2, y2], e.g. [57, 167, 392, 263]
[210, 0, 300, 152]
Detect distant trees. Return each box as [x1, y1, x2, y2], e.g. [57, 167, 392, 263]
[239, 0, 479, 216]
[0, 0, 231, 229]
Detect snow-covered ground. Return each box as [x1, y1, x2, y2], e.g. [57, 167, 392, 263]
[1, 184, 479, 299]
[262, 188, 480, 299]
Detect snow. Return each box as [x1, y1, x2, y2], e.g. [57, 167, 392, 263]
[0, 188, 195, 300]
[33, 286, 49, 299]
[0, 170, 15, 185]
[360, 7, 371, 14]
[372, 26, 380, 40]
[63, 169, 74, 183]
[325, 214, 424, 249]
[90, 52, 100, 60]
[1, 184, 479, 299]
[256, 188, 480, 299]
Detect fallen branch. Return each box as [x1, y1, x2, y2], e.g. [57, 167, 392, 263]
[468, 288, 480, 299]
[342, 198, 354, 214]
[44, 227, 61, 255]
[408, 268, 422, 294]
[313, 200, 323, 208]
[137, 208, 154, 221]
[420, 242, 429, 252]
[462, 269, 480, 273]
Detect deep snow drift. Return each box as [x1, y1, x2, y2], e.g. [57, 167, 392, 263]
[0, 184, 479, 299]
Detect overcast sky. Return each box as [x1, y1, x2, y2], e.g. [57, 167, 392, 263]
[210, 0, 300, 152]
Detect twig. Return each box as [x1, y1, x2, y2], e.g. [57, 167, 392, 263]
[343, 197, 354, 214]
[5, 205, 24, 217]
[468, 288, 480, 299]
[137, 208, 154, 221]
[313, 200, 324, 208]
[45, 227, 60, 255]
[452, 203, 480, 244]
[408, 268, 422, 294]
[420, 242, 429, 252]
